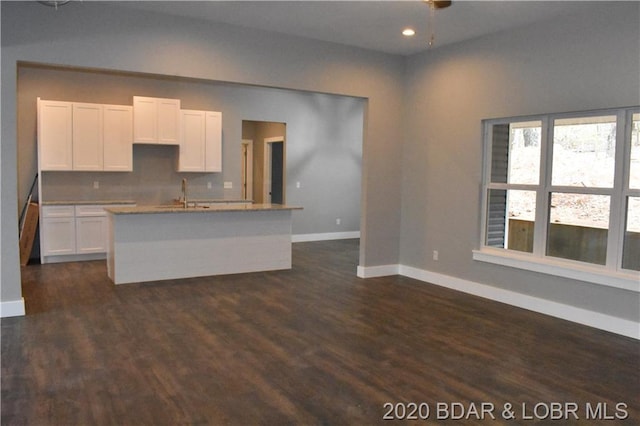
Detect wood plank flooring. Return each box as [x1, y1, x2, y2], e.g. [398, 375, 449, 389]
[2, 239, 639, 425]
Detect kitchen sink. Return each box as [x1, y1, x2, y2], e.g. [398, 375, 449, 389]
[155, 204, 210, 209]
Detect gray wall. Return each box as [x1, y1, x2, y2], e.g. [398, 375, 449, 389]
[3, 1, 637, 326]
[1, 1, 405, 304]
[18, 65, 363, 236]
[400, 2, 640, 321]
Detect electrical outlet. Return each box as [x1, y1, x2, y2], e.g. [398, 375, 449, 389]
[336, 218, 341, 225]
[93, 181, 99, 189]
[207, 182, 212, 189]
[224, 181, 232, 189]
[296, 181, 301, 189]
[433, 250, 439, 261]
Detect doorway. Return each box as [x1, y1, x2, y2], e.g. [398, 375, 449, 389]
[241, 121, 286, 204]
[241, 139, 253, 201]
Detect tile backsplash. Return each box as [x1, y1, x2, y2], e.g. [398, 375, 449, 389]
[41, 145, 227, 205]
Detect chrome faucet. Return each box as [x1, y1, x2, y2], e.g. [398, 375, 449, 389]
[181, 178, 188, 209]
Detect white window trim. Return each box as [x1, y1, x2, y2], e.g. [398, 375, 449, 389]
[477, 107, 640, 291]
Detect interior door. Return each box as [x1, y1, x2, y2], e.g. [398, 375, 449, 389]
[270, 142, 284, 204]
[263, 137, 285, 204]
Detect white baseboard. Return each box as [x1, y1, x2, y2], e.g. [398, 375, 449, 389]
[356, 264, 399, 278]
[1, 298, 26, 318]
[356, 263, 639, 340]
[293, 231, 360, 243]
[42, 252, 106, 264]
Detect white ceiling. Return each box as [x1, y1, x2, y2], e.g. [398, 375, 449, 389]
[113, 1, 603, 56]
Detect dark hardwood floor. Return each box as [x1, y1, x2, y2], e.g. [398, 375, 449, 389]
[2, 239, 639, 425]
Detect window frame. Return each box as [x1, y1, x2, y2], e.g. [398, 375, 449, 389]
[474, 107, 640, 293]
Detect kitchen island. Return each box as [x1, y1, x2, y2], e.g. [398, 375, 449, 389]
[105, 203, 302, 284]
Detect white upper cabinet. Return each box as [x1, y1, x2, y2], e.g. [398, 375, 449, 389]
[133, 96, 180, 145]
[157, 98, 181, 144]
[38, 99, 133, 172]
[132, 96, 157, 143]
[205, 111, 222, 172]
[38, 99, 73, 171]
[103, 104, 133, 171]
[72, 103, 104, 171]
[179, 110, 206, 172]
[178, 109, 222, 172]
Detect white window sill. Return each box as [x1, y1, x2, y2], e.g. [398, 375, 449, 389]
[472, 248, 640, 293]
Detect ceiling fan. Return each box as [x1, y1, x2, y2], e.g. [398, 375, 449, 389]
[38, 1, 71, 10]
[424, 0, 453, 47]
[430, 1, 453, 9]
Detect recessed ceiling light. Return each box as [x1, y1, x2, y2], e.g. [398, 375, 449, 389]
[402, 28, 416, 37]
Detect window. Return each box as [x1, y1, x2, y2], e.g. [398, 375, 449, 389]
[485, 120, 541, 253]
[476, 108, 640, 290]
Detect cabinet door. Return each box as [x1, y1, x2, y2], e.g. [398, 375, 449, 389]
[76, 216, 107, 254]
[41, 206, 76, 257]
[72, 103, 104, 171]
[38, 99, 73, 171]
[205, 111, 222, 172]
[157, 98, 181, 144]
[179, 110, 206, 172]
[103, 105, 133, 171]
[133, 96, 157, 143]
[42, 217, 76, 256]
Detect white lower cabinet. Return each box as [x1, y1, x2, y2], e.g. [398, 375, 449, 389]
[75, 217, 107, 253]
[40, 213, 76, 256]
[75, 206, 108, 254]
[40, 204, 130, 263]
[42, 218, 77, 256]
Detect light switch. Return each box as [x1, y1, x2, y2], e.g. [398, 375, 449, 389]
[207, 182, 212, 189]
[93, 181, 99, 189]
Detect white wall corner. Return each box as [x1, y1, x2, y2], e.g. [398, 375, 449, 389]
[1, 298, 26, 318]
[356, 264, 400, 278]
[398, 265, 640, 340]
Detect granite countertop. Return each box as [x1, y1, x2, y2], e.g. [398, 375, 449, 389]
[41, 200, 137, 206]
[104, 203, 303, 215]
[174, 198, 253, 204]
[42, 199, 251, 206]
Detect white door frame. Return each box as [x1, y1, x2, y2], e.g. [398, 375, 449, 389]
[263, 136, 285, 204]
[241, 139, 253, 201]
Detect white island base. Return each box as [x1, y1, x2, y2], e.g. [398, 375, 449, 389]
[106, 205, 300, 284]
